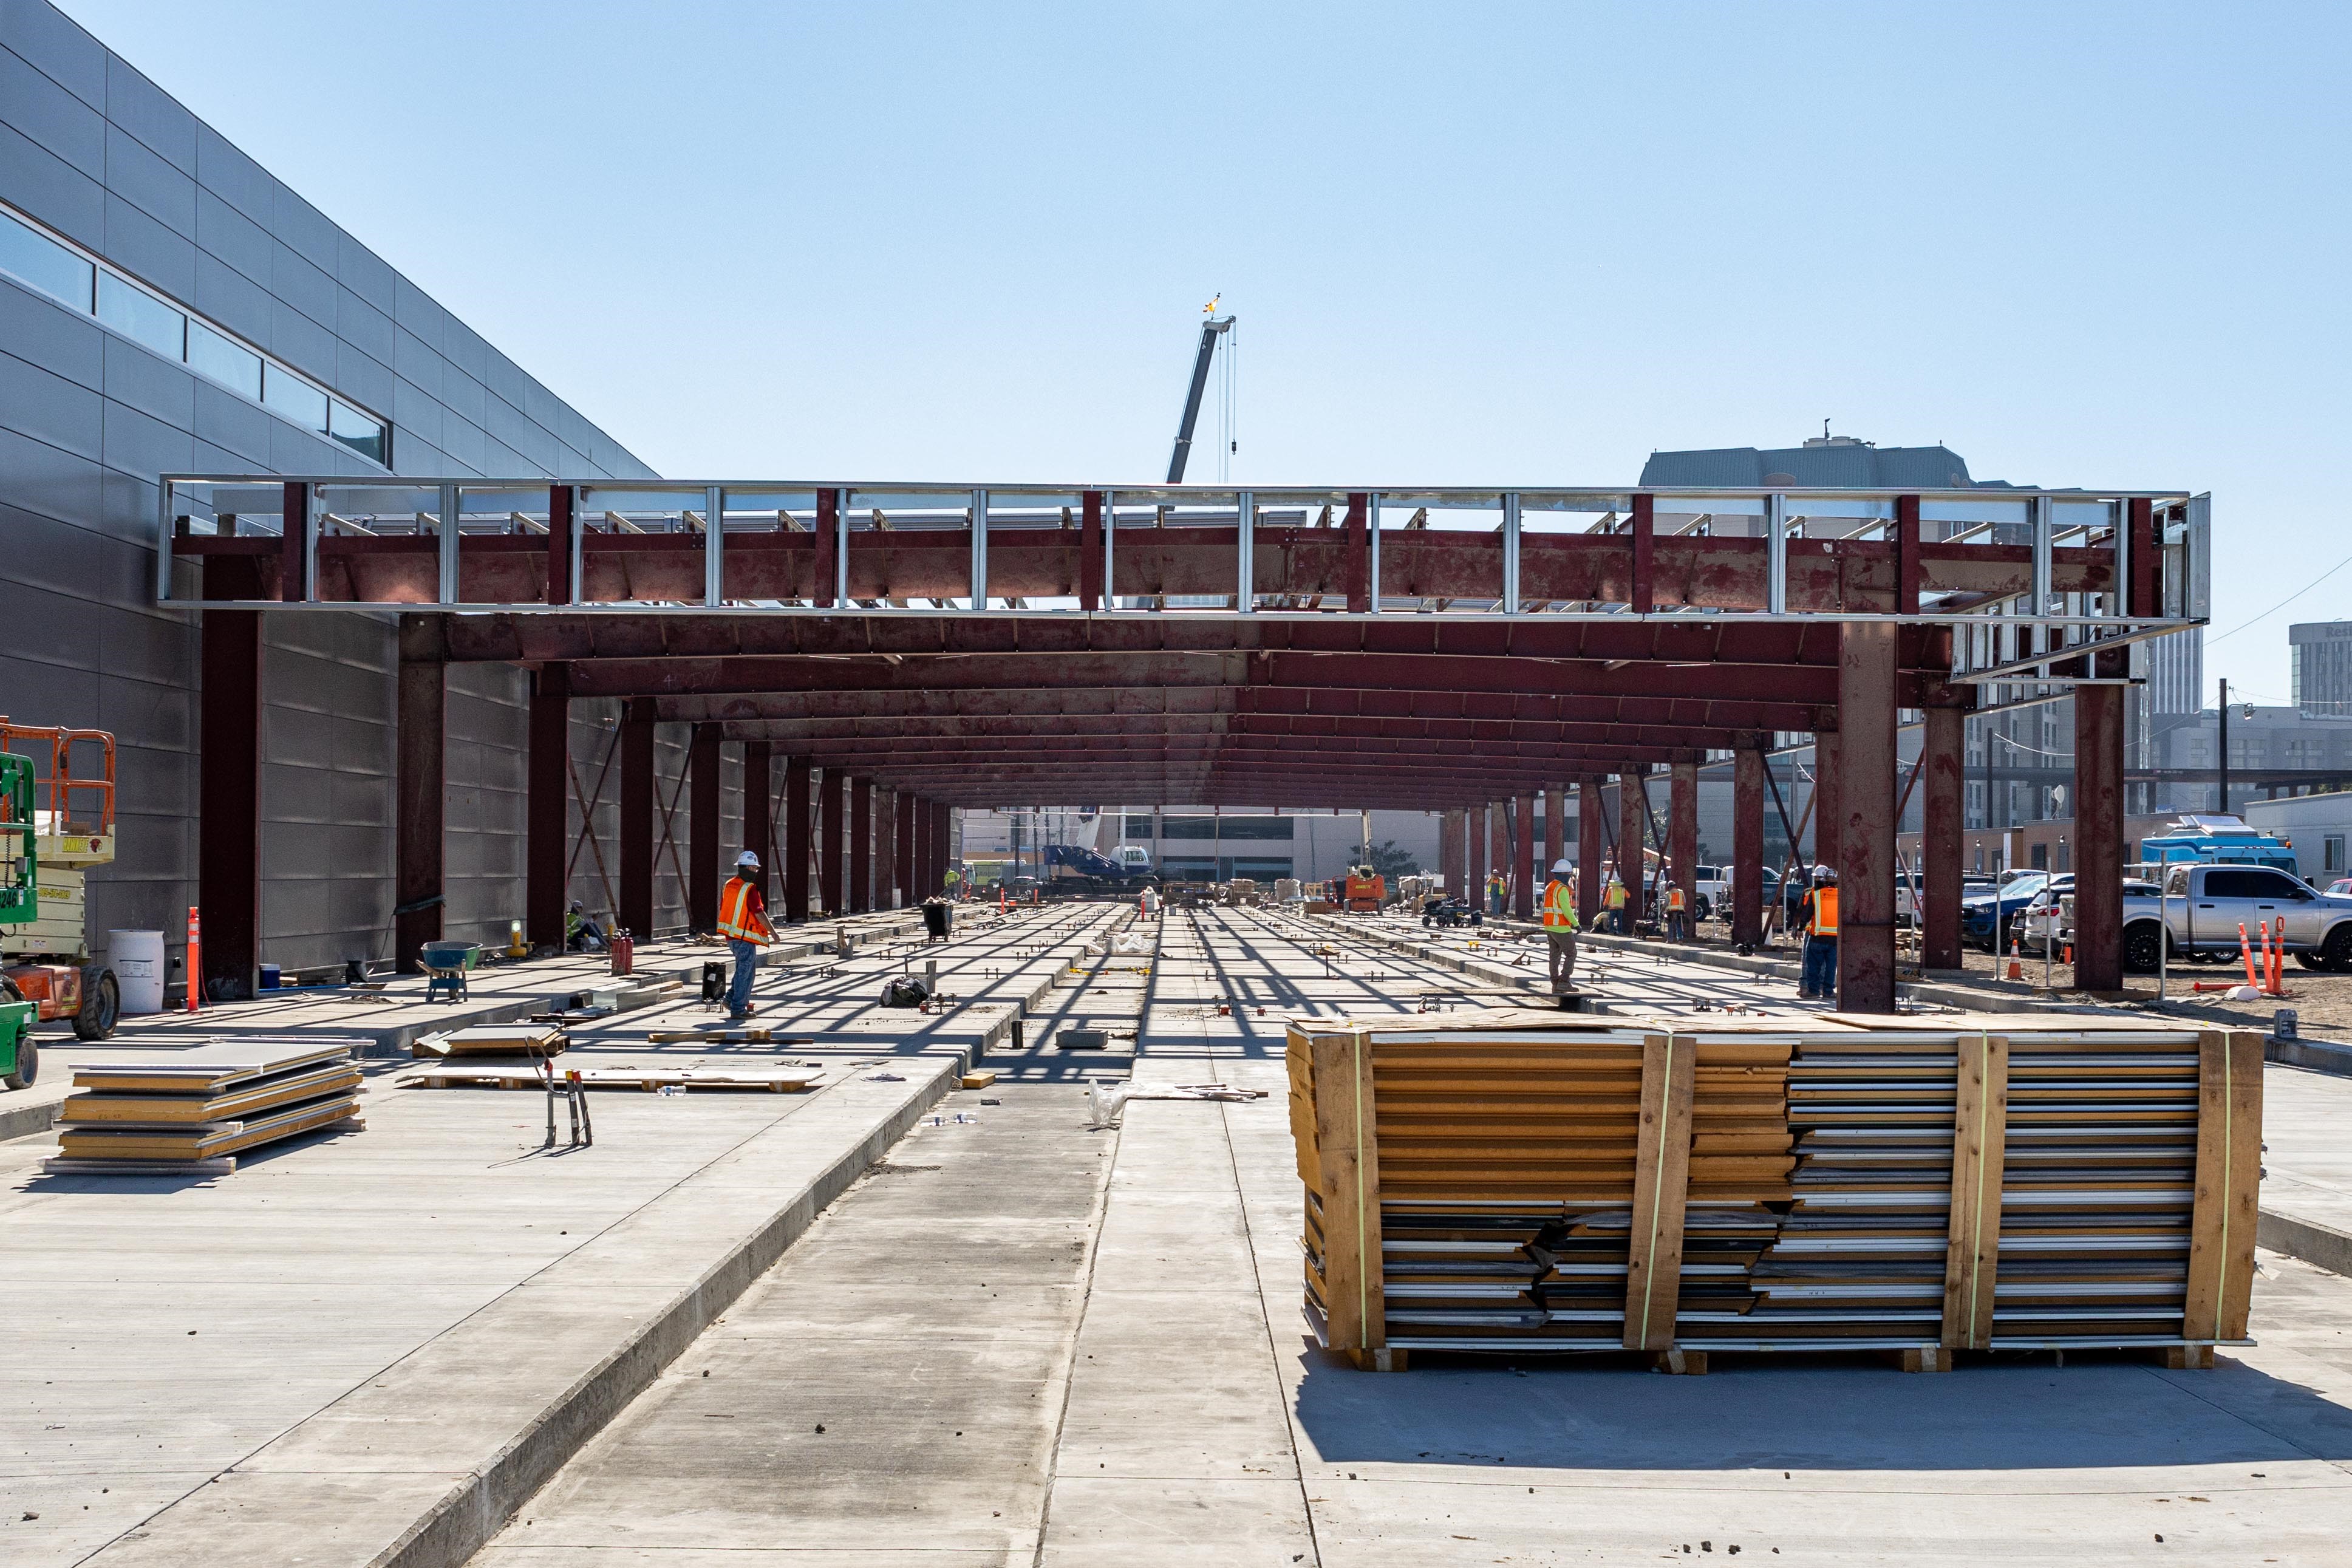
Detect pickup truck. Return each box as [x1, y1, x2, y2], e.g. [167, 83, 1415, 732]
[2118, 863, 2352, 973]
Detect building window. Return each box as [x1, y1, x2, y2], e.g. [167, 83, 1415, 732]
[0, 208, 92, 309]
[187, 321, 262, 400]
[2326, 834, 2345, 874]
[96, 272, 182, 358]
[0, 199, 387, 469]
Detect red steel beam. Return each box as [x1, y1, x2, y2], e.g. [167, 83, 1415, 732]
[527, 663, 571, 951]
[1731, 748, 1764, 947]
[211, 516, 2130, 612]
[560, 651, 1852, 706]
[1923, 701, 1964, 970]
[395, 618, 444, 973]
[2073, 684, 2125, 992]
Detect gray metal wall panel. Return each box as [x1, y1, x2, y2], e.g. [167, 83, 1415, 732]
[0, 0, 658, 990]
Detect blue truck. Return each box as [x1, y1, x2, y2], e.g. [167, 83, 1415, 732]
[2135, 814, 2300, 874]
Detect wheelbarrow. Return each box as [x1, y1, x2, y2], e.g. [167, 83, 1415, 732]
[419, 941, 482, 1003]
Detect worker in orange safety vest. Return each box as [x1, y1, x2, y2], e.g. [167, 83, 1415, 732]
[717, 850, 774, 1021]
[1540, 858, 1580, 991]
[1797, 867, 1839, 1001]
[1665, 882, 1690, 943]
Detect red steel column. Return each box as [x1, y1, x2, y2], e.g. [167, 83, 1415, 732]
[687, 724, 721, 934]
[395, 616, 443, 973]
[850, 777, 874, 914]
[1544, 788, 1566, 878]
[1732, 748, 1765, 947]
[741, 742, 772, 900]
[1618, 768, 1647, 924]
[546, 483, 574, 606]
[279, 480, 310, 602]
[1812, 733, 1840, 874]
[1489, 802, 1510, 912]
[1578, 778, 1604, 924]
[931, 802, 951, 895]
[199, 578, 264, 999]
[1923, 701, 1966, 971]
[1513, 794, 1536, 920]
[526, 663, 571, 952]
[1836, 625, 1899, 1012]
[819, 768, 844, 915]
[1440, 808, 1464, 899]
[1468, 804, 1488, 910]
[2073, 683, 2126, 992]
[784, 755, 811, 922]
[619, 698, 656, 940]
[1670, 761, 1699, 921]
[899, 794, 919, 905]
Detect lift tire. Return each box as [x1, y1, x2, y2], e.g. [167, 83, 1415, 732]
[2296, 952, 2328, 971]
[2121, 922, 2166, 975]
[2, 1029, 32, 1090]
[72, 968, 118, 1041]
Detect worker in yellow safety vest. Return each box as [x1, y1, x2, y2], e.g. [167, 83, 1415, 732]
[717, 850, 774, 1022]
[1665, 883, 1690, 943]
[1486, 869, 1506, 917]
[943, 865, 962, 899]
[1798, 867, 1839, 1001]
[1541, 858, 1580, 991]
[1604, 872, 1629, 935]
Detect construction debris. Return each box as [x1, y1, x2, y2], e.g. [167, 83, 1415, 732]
[404, 1063, 816, 1093]
[414, 1023, 566, 1057]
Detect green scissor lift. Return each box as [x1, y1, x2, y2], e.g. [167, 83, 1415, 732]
[0, 753, 40, 1088]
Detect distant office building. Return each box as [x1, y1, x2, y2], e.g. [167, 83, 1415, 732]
[1638, 434, 1984, 490]
[2147, 629, 2206, 717]
[2292, 622, 2352, 717]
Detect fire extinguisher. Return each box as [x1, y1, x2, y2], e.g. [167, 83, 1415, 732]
[609, 928, 635, 977]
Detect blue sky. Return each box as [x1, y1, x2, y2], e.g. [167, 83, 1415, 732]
[61, 0, 2351, 701]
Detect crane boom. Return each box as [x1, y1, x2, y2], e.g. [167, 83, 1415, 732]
[1166, 315, 1235, 483]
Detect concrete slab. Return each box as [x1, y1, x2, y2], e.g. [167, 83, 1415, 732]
[1, 903, 1129, 1568]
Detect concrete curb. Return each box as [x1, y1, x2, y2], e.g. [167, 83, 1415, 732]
[0, 1095, 56, 1144]
[2257, 1208, 2352, 1280]
[2265, 1036, 2352, 1077]
[364, 1051, 972, 1568]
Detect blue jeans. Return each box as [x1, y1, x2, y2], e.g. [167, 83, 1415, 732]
[1801, 936, 1838, 1000]
[726, 938, 758, 1017]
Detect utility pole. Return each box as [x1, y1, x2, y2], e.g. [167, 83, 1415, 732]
[2217, 678, 2230, 816]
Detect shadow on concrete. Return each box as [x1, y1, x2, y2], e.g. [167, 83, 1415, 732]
[1290, 1340, 2352, 1471]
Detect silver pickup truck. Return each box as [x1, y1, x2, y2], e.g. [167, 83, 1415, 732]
[2118, 863, 2352, 973]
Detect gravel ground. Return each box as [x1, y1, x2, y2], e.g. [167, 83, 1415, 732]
[1688, 918, 2352, 1038]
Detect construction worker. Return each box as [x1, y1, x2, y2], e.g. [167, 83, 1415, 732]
[563, 900, 604, 953]
[1604, 870, 1629, 934]
[1541, 857, 1580, 990]
[943, 864, 962, 899]
[716, 850, 773, 1023]
[1798, 866, 1839, 1001]
[1487, 869, 1506, 917]
[1665, 882, 1690, 943]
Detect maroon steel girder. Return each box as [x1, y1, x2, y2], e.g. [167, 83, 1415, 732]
[556, 651, 1886, 706]
[411, 610, 1910, 669]
[652, 686, 1824, 734]
[193, 523, 2121, 612]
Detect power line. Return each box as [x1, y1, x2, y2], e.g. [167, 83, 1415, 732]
[2205, 547, 2352, 646]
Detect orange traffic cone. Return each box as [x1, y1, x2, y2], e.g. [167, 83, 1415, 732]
[2005, 930, 2023, 982]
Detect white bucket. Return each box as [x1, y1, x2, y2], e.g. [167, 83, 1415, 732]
[108, 929, 167, 1014]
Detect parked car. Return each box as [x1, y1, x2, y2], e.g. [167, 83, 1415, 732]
[2330, 878, 2352, 898]
[2022, 880, 2161, 956]
[2120, 864, 2352, 973]
[1962, 872, 2064, 952]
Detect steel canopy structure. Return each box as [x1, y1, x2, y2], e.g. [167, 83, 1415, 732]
[160, 474, 2209, 1013]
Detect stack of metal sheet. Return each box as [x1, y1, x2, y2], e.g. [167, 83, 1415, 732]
[1289, 1010, 2260, 1369]
[43, 1040, 365, 1176]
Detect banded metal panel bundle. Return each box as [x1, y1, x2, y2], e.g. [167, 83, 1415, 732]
[43, 1040, 366, 1176]
[1286, 1010, 2261, 1372]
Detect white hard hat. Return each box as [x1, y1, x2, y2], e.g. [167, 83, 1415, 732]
[736, 850, 761, 868]
[1551, 859, 1573, 874]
